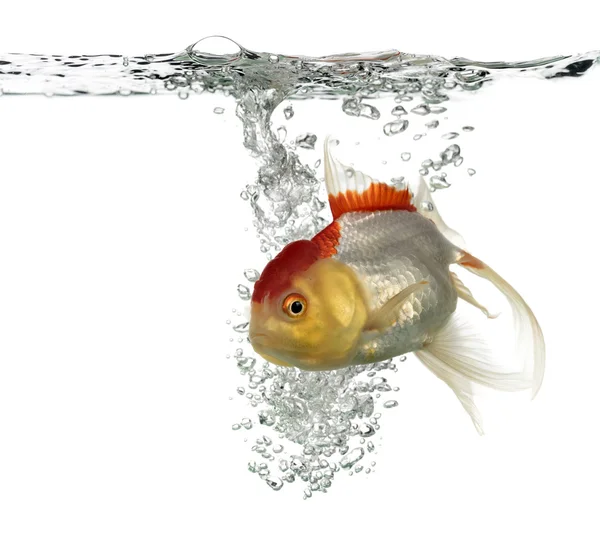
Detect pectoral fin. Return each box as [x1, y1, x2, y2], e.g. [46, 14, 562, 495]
[365, 281, 428, 332]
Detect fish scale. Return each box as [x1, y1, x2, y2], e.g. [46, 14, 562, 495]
[335, 209, 460, 363]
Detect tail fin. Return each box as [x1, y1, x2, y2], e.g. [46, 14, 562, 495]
[458, 252, 546, 399]
[415, 314, 532, 435]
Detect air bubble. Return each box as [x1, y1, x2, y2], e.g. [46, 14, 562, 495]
[360, 103, 380, 120]
[430, 106, 447, 114]
[237, 285, 251, 300]
[383, 120, 408, 136]
[340, 448, 365, 469]
[296, 133, 317, 149]
[244, 268, 260, 282]
[342, 98, 380, 119]
[359, 424, 376, 437]
[213, 107, 224, 114]
[342, 98, 362, 117]
[241, 418, 253, 430]
[284, 105, 294, 119]
[430, 175, 451, 190]
[440, 144, 461, 165]
[191, 82, 204, 94]
[233, 322, 249, 333]
[411, 103, 431, 116]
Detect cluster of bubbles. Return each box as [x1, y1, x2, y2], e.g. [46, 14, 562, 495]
[230, 270, 404, 497]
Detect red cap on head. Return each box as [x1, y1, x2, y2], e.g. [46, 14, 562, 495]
[251, 240, 321, 303]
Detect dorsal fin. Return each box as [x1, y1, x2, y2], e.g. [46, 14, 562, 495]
[324, 137, 416, 220]
[413, 174, 467, 250]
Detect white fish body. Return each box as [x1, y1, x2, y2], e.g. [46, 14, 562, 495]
[322, 137, 545, 433]
[335, 209, 460, 364]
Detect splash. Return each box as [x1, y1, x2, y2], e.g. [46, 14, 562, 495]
[2, 36, 599, 497]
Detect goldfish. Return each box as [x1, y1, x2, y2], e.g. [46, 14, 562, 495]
[249, 138, 545, 434]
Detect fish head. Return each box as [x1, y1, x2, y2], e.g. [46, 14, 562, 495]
[249, 241, 368, 370]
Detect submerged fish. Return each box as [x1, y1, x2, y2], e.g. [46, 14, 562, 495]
[249, 138, 545, 434]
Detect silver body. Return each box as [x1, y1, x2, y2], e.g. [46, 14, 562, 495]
[335, 210, 461, 364]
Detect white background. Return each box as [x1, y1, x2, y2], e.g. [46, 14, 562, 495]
[1, 2, 600, 549]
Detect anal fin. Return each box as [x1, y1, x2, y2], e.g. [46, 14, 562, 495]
[450, 271, 498, 319]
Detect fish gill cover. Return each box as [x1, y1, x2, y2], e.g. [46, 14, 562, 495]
[2, 35, 598, 498]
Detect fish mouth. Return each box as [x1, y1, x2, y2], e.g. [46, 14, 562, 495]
[249, 332, 268, 345]
[249, 333, 293, 367]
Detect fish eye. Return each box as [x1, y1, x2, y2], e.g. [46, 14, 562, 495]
[282, 293, 307, 318]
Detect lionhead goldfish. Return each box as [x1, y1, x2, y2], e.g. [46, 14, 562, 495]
[249, 138, 545, 434]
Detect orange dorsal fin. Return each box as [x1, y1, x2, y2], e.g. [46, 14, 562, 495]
[328, 182, 415, 219]
[323, 137, 416, 220]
